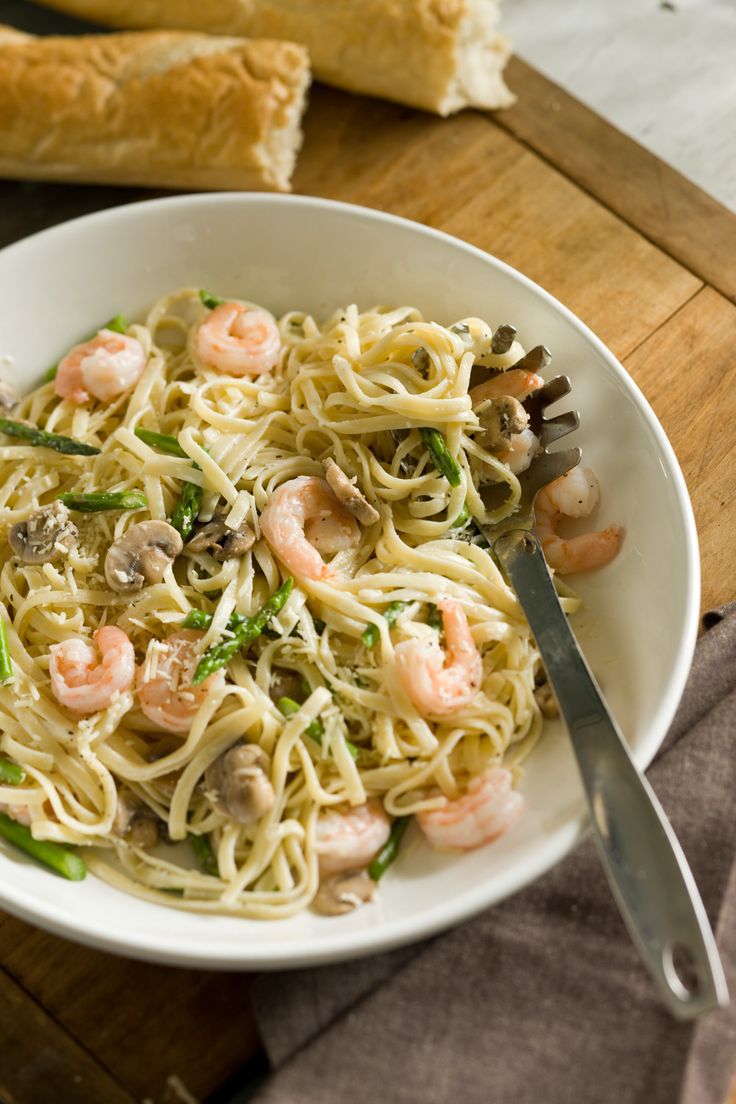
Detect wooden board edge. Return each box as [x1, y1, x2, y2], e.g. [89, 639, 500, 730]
[0, 963, 137, 1104]
[495, 57, 736, 303]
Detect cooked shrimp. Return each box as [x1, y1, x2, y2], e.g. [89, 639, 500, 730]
[55, 329, 146, 405]
[506, 427, 540, 475]
[394, 598, 482, 717]
[535, 466, 622, 574]
[417, 767, 524, 851]
[260, 476, 360, 582]
[136, 630, 225, 734]
[470, 369, 544, 405]
[315, 802, 391, 875]
[49, 626, 135, 715]
[196, 302, 281, 377]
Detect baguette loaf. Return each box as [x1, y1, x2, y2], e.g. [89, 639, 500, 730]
[32, 0, 514, 115]
[0, 26, 310, 190]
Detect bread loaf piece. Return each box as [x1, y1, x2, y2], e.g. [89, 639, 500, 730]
[0, 26, 310, 190]
[32, 0, 514, 115]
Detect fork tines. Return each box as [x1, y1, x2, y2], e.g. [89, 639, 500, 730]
[523, 375, 580, 444]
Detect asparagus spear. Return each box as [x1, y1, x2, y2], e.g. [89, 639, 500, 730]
[190, 832, 218, 876]
[104, 314, 128, 335]
[43, 314, 129, 382]
[0, 812, 86, 880]
[192, 578, 294, 685]
[134, 428, 203, 538]
[134, 427, 188, 458]
[368, 816, 410, 881]
[277, 696, 326, 743]
[181, 609, 246, 632]
[0, 614, 13, 685]
[199, 290, 225, 310]
[451, 502, 470, 528]
[419, 428, 462, 487]
[0, 757, 24, 785]
[361, 601, 407, 648]
[58, 491, 147, 513]
[170, 481, 204, 541]
[0, 419, 100, 456]
[277, 697, 358, 760]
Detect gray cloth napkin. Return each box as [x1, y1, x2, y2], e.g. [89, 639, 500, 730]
[250, 606, 736, 1104]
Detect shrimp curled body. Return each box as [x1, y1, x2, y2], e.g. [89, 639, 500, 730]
[315, 802, 391, 875]
[196, 302, 281, 377]
[395, 598, 482, 717]
[469, 369, 544, 405]
[260, 476, 360, 582]
[535, 466, 622, 574]
[136, 630, 225, 734]
[49, 626, 135, 714]
[417, 767, 524, 851]
[55, 329, 146, 405]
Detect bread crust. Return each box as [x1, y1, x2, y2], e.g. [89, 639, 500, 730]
[0, 26, 310, 190]
[32, 0, 513, 114]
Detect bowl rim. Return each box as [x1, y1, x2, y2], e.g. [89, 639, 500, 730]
[0, 192, 701, 969]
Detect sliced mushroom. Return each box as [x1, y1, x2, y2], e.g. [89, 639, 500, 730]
[0, 380, 19, 412]
[8, 501, 78, 564]
[534, 680, 559, 719]
[313, 869, 376, 916]
[323, 458, 380, 526]
[104, 520, 183, 593]
[205, 743, 275, 826]
[112, 787, 161, 849]
[476, 396, 529, 454]
[186, 514, 255, 561]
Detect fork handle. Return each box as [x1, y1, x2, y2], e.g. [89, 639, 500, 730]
[493, 528, 729, 1020]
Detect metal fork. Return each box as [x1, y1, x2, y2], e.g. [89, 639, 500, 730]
[475, 374, 729, 1020]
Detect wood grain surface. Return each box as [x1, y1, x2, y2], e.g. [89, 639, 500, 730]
[1, 3, 736, 1101]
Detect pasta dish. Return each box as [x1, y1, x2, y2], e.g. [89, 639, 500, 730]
[0, 291, 621, 918]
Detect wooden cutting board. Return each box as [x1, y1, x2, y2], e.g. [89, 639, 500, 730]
[1, 39, 735, 1104]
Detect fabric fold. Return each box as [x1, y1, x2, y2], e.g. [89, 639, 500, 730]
[252, 607, 736, 1104]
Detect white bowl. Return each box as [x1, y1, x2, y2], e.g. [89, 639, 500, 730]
[0, 194, 699, 969]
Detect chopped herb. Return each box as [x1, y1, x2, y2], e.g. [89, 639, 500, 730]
[0, 419, 100, 456]
[361, 601, 407, 648]
[58, 491, 147, 513]
[0, 812, 86, 880]
[368, 817, 410, 881]
[450, 322, 471, 337]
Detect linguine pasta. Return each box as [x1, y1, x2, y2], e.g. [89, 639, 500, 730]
[0, 289, 566, 919]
